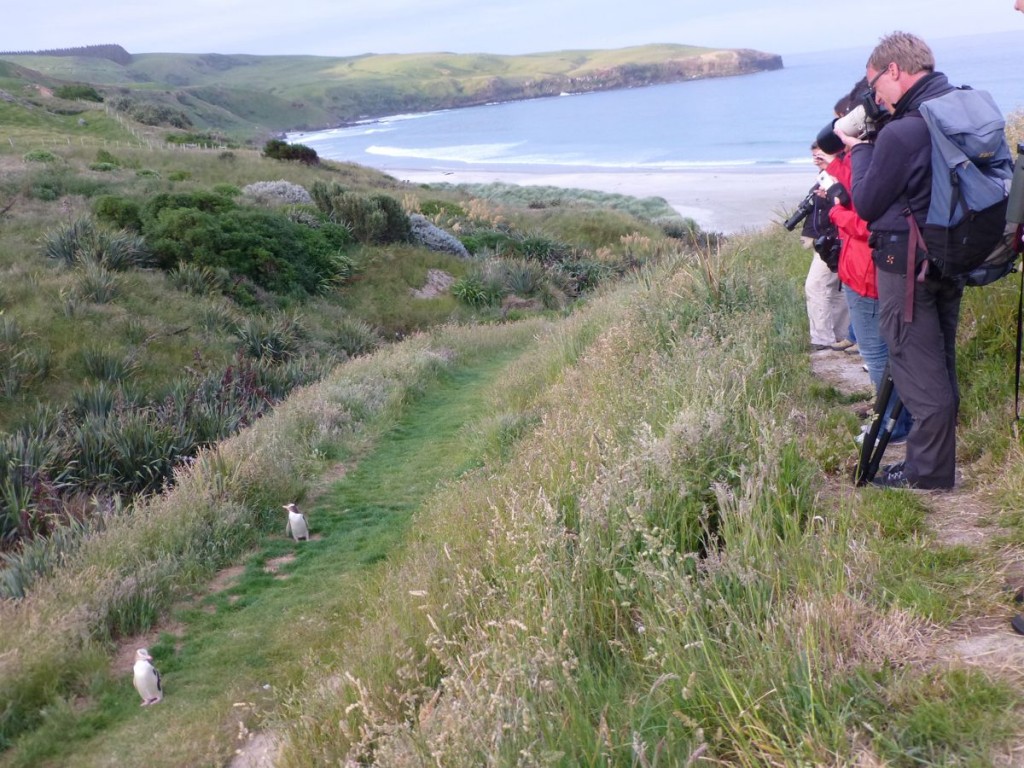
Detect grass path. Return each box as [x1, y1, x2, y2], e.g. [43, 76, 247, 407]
[8, 341, 534, 768]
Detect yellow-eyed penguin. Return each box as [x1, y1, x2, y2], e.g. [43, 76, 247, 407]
[133, 648, 163, 706]
[284, 502, 309, 541]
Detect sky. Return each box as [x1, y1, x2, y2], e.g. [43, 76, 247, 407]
[2, 0, 1021, 58]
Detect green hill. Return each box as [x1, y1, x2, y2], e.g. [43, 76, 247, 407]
[0, 43, 783, 142]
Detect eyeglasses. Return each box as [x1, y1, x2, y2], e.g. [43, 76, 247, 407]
[868, 64, 892, 92]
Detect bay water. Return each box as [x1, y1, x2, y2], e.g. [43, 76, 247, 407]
[289, 31, 1024, 174]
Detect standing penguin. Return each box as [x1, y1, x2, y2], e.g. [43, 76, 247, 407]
[284, 502, 309, 541]
[133, 648, 163, 706]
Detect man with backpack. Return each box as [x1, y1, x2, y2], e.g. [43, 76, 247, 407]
[837, 32, 965, 489]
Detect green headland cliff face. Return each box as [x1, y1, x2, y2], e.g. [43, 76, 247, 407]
[0, 43, 783, 142]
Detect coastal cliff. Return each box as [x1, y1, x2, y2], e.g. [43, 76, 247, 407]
[437, 49, 783, 108]
[1, 44, 784, 141]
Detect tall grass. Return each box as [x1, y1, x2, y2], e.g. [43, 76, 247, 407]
[272, 231, 1018, 766]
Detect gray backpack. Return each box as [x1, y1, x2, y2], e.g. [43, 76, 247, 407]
[914, 86, 1015, 285]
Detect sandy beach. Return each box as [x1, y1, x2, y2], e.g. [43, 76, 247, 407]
[388, 166, 813, 235]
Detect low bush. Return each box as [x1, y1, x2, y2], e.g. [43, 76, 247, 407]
[241, 180, 313, 206]
[263, 139, 319, 165]
[52, 84, 103, 102]
[93, 195, 143, 231]
[22, 150, 58, 164]
[134, 189, 355, 298]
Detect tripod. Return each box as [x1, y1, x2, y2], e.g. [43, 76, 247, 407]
[854, 364, 903, 486]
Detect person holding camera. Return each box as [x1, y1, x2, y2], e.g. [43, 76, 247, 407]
[837, 32, 960, 490]
[821, 80, 911, 446]
[800, 143, 851, 352]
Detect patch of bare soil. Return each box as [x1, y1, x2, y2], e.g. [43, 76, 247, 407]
[263, 554, 296, 577]
[208, 564, 246, 594]
[809, 347, 874, 399]
[229, 731, 281, 768]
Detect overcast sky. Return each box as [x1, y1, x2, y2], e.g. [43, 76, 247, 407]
[3, 0, 1021, 58]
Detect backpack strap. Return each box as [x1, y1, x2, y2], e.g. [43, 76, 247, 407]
[903, 207, 930, 323]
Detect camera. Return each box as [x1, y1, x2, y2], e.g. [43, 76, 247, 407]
[813, 233, 841, 271]
[816, 88, 891, 155]
[783, 171, 837, 231]
[784, 188, 816, 231]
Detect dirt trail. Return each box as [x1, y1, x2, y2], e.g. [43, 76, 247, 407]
[811, 347, 1024, 728]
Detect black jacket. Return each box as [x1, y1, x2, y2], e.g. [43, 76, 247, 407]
[849, 72, 954, 234]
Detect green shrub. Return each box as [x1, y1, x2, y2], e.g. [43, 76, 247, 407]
[513, 231, 572, 263]
[211, 183, 241, 198]
[262, 139, 319, 165]
[142, 199, 353, 297]
[93, 195, 143, 231]
[95, 149, 120, 167]
[22, 150, 58, 164]
[331, 316, 381, 357]
[52, 84, 103, 102]
[314, 189, 411, 245]
[87, 162, 118, 173]
[419, 199, 466, 218]
[458, 228, 516, 255]
[167, 170, 191, 182]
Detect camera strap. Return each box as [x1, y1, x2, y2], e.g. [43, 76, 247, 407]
[903, 208, 931, 323]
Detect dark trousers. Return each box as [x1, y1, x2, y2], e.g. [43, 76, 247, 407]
[875, 269, 963, 489]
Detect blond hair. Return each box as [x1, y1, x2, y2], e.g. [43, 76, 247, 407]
[867, 32, 935, 75]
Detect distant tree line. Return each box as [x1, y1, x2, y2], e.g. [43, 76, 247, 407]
[0, 44, 131, 64]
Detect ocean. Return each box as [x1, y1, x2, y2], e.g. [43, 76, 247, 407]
[288, 31, 1024, 175]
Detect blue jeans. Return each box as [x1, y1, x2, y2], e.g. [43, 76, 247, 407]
[845, 287, 912, 440]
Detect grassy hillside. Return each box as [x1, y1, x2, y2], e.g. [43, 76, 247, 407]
[0, 44, 782, 141]
[3, 218, 1024, 764]
[3, 56, 1024, 767]
[0, 97, 693, 560]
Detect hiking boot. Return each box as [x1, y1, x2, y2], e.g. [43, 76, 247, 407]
[1012, 614, 1024, 636]
[870, 465, 913, 488]
[809, 343, 830, 352]
[844, 343, 861, 355]
[831, 339, 856, 351]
